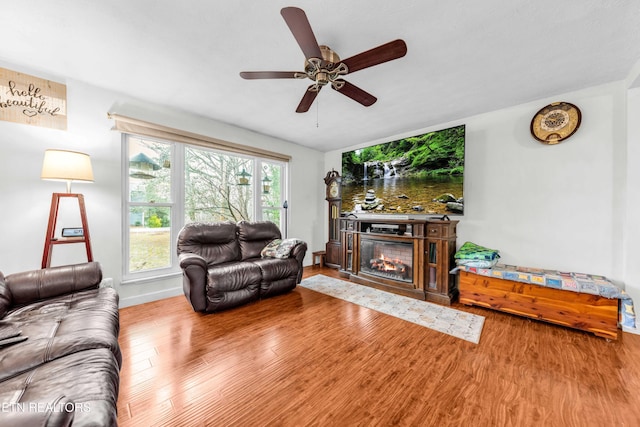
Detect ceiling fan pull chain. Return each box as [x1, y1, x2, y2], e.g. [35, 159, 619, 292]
[316, 97, 320, 128]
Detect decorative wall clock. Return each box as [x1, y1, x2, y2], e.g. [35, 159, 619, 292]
[530, 101, 581, 145]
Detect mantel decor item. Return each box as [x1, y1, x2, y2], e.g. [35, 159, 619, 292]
[530, 101, 581, 145]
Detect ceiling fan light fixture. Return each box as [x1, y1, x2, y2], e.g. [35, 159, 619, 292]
[304, 46, 346, 85]
[316, 71, 330, 86]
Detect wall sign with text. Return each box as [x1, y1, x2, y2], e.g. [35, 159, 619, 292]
[0, 67, 67, 130]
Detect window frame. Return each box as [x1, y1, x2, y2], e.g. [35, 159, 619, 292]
[257, 159, 289, 237]
[121, 133, 288, 283]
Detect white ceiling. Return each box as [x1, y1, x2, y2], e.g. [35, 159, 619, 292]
[3, 1, 640, 152]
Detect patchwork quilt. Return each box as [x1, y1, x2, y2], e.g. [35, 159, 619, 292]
[453, 263, 636, 328]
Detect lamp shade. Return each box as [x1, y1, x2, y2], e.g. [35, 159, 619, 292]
[41, 149, 94, 192]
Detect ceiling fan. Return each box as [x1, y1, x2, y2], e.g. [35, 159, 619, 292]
[240, 7, 407, 113]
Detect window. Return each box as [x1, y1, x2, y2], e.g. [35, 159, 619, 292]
[184, 146, 254, 222]
[123, 135, 288, 281]
[126, 137, 175, 276]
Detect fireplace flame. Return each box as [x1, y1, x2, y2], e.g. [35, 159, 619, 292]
[372, 253, 407, 274]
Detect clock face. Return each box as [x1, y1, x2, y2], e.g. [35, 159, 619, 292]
[530, 102, 581, 144]
[329, 181, 339, 198]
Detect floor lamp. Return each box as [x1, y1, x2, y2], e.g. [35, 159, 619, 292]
[41, 149, 94, 268]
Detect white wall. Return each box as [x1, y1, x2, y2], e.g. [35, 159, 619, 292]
[0, 63, 325, 307]
[325, 81, 640, 333]
[624, 86, 640, 319]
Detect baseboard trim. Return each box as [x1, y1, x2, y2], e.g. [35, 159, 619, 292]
[119, 286, 183, 308]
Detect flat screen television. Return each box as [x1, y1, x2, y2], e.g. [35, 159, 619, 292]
[341, 124, 465, 216]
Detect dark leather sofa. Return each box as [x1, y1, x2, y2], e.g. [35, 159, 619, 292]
[177, 220, 307, 313]
[0, 262, 121, 426]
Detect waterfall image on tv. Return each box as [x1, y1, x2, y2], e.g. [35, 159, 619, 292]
[341, 124, 465, 215]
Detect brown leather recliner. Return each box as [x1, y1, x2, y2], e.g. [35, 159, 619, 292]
[177, 220, 307, 313]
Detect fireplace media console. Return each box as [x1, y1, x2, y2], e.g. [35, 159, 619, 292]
[339, 218, 458, 305]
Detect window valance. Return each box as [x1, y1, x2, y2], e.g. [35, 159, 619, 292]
[107, 113, 290, 162]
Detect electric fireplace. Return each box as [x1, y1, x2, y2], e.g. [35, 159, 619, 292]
[339, 218, 459, 305]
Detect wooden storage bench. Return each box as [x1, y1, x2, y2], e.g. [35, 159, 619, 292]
[459, 271, 619, 339]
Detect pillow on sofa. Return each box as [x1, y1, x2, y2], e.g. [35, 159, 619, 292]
[260, 239, 304, 259]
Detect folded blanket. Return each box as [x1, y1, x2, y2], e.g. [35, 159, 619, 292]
[456, 258, 499, 269]
[454, 241, 501, 268]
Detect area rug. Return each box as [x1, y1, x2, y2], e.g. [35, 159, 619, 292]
[300, 275, 484, 344]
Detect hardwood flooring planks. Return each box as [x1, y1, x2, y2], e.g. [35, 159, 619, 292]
[117, 267, 640, 426]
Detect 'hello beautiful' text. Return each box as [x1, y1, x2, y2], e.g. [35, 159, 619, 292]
[0, 80, 61, 117]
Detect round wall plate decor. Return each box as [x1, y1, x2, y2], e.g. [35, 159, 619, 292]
[530, 101, 581, 144]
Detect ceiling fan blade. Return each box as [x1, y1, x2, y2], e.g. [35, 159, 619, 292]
[240, 71, 302, 79]
[296, 85, 322, 113]
[332, 80, 377, 107]
[341, 39, 407, 74]
[281, 7, 323, 60]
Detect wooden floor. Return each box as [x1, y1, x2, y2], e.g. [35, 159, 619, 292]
[117, 267, 640, 426]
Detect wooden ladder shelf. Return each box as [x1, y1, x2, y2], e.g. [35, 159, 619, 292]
[42, 193, 93, 268]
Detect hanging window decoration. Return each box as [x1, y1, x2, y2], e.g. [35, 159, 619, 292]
[130, 152, 162, 179]
[237, 168, 252, 185]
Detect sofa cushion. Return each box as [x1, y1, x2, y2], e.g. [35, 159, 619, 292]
[177, 222, 240, 265]
[249, 257, 300, 297]
[0, 287, 121, 382]
[6, 262, 102, 306]
[0, 348, 119, 427]
[206, 261, 261, 312]
[249, 257, 300, 282]
[237, 220, 281, 260]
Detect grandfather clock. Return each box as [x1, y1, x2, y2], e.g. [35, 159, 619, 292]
[324, 170, 342, 268]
